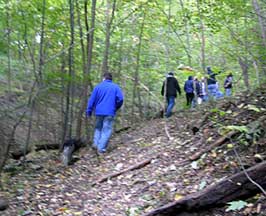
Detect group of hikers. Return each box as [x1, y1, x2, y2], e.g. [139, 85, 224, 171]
[85, 68, 233, 155]
[161, 66, 233, 118]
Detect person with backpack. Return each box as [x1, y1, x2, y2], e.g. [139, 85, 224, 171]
[224, 73, 233, 96]
[86, 72, 124, 154]
[184, 76, 194, 107]
[161, 72, 181, 118]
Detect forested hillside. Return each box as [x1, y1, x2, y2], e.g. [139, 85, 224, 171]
[0, 0, 266, 215]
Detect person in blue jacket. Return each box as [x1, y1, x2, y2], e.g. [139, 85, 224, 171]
[184, 76, 194, 107]
[86, 73, 124, 154]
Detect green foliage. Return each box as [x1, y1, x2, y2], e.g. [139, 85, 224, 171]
[210, 108, 226, 117]
[226, 200, 248, 212]
[224, 125, 249, 133]
[126, 207, 141, 216]
[0, 0, 264, 118]
[246, 104, 261, 113]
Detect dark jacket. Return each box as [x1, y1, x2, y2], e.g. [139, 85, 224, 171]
[184, 76, 194, 93]
[207, 73, 217, 85]
[161, 76, 181, 98]
[224, 76, 233, 89]
[86, 80, 124, 116]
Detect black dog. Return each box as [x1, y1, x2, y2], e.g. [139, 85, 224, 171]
[61, 138, 85, 166]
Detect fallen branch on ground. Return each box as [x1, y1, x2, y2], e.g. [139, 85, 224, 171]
[93, 156, 158, 185]
[144, 161, 266, 216]
[189, 130, 238, 161]
[190, 115, 266, 161]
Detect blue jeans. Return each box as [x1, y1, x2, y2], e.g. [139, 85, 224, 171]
[165, 96, 175, 117]
[225, 88, 232, 96]
[202, 95, 208, 102]
[208, 84, 217, 99]
[94, 115, 114, 153]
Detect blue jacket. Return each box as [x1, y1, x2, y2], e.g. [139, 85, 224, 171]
[184, 78, 194, 93]
[86, 80, 124, 117]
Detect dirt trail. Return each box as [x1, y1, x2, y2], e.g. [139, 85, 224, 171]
[1, 88, 266, 216]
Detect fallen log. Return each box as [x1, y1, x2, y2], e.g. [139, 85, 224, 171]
[144, 161, 266, 216]
[11, 143, 60, 159]
[0, 197, 8, 211]
[35, 143, 60, 151]
[11, 149, 30, 160]
[189, 130, 238, 161]
[93, 156, 157, 185]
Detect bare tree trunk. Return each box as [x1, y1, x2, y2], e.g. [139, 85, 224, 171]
[64, 0, 75, 140]
[0, 124, 19, 174]
[0, 127, 9, 175]
[75, 0, 86, 139]
[23, 81, 41, 161]
[37, 0, 46, 85]
[179, 0, 192, 66]
[196, 0, 206, 71]
[252, 0, 266, 76]
[22, 12, 38, 83]
[253, 60, 260, 86]
[239, 57, 250, 90]
[75, 0, 97, 139]
[252, 0, 266, 47]
[116, 30, 125, 126]
[6, 1, 12, 95]
[85, 0, 96, 88]
[132, 12, 146, 121]
[101, 0, 116, 75]
[60, 54, 67, 149]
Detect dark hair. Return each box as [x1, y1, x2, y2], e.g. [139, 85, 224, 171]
[207, 66, 212, 74]
[103, 72, 112, 80]
[168, 72, 174, 76]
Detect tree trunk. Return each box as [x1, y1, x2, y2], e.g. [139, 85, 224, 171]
[75, 0, 87, 139]
[252, 0, 266, 47]
[37, 0, 46, 85]
[6, 1, 12, 95]
[239, 57, 249, 90]
[23, 81, 39, 161]
[179, 0, 192, 66]
[196, 0, 206, 71]
[253, 60, 260, 86]
[60, 53, 67, 149]
[0, 113, 25, 174]
[22, 12, 39, 86]
[252, 0, 266, 76]
[101, 0, 116, 75]
[64, 0, 75, 141]
[132, 12, 146, 121]
[75, 0, 97, 139]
